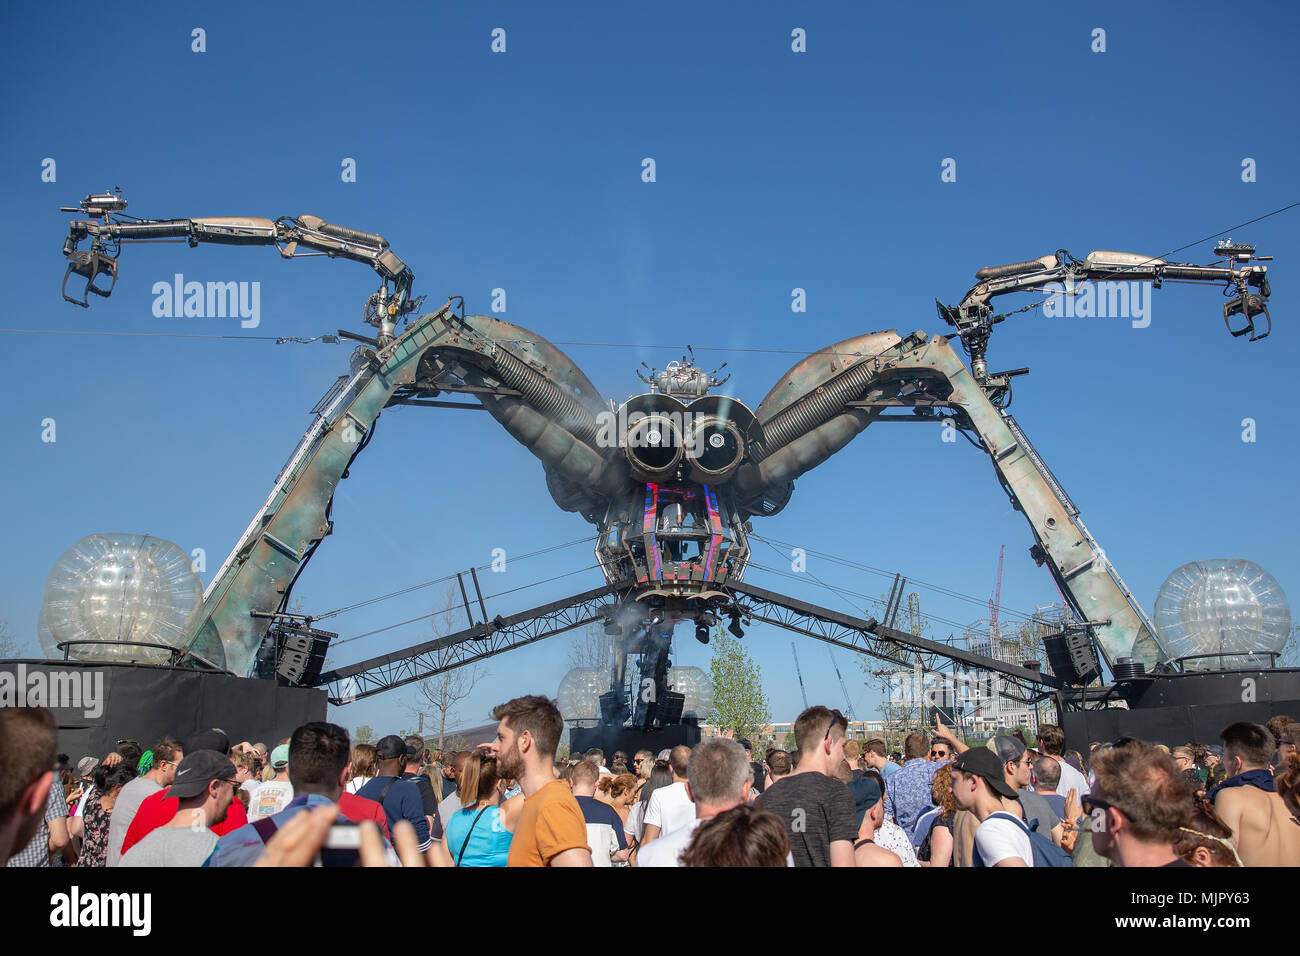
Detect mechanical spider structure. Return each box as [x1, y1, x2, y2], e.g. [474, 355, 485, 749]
[57, 190, 1277, 729]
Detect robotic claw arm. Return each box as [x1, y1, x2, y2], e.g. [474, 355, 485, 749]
[938, 242, 1272, 385]
[60, 189, 419, 342]
[739, 240, 1277, 674]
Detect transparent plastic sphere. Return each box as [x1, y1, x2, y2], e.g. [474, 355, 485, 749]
[40, 534, 203, 664]
[667, 665, 714, 720]
[556, 667, 605, 727]
[1154, 560, 1291, 671]
[36, 610, 57, 659]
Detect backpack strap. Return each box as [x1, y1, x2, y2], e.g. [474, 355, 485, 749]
[455, 806, 492, 866]
[251, 816, 279, 844]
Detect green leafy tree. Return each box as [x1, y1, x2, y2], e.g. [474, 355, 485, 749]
[354, 724, 374, 744]
[707, 630, 771, 744]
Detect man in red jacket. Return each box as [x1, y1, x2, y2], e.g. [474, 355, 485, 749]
[126, 726, 390, 855]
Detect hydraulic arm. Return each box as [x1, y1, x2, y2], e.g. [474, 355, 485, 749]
[938, 242, 1271, 387]
[740, 240, 1275, 676]
[60, 189, 419, 342]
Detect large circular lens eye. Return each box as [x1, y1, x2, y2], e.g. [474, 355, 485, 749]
[685, 417, 745, 482]
[624, 414, 683, 479]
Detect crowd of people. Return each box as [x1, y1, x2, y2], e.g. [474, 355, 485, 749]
[3, 700, 1299, 867]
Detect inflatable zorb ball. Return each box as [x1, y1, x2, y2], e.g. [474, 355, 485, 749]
[557, 667, 606, 728]
[667, 665, 714, 721]
[40, 534, 203, 664]
[1154, 560, 1291, 671]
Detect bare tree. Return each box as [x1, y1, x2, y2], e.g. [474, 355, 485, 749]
[0, 620, 29, 659]
[1279, 623, 1300, 668]
[856, 592, 931, 746]
[405, 584, 486, 752]
[567, 622, 614, 676]
[409, 666, 485, 752]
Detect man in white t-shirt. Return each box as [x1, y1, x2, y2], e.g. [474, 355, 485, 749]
[638, 739, 751, 867]
[246, 744, 294, 821]
[583, 748, 613, 776]
[639, 745, 694, 847]
[949, 748, 1032, 867]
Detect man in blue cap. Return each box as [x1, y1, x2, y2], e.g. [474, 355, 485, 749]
[850, 773, 903, 867]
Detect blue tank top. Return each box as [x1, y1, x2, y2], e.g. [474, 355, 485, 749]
[445, 805, 512, 867]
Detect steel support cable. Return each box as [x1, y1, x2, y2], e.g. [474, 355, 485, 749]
[750, 534, 884, 624]
[749, 532, 1042, 626]
[744, 560, 1008, 649]
[328, 563, 604, 649]
[737, 562, 942, 670]
[314, 534, 598, 620]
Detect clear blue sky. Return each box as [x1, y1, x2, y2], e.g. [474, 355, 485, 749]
[2, 1, 1297, 740]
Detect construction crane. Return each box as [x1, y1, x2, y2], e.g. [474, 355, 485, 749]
[828, 647, 858, 719]
[791, 643, 809, 710]
[989, 543, 1005, 641]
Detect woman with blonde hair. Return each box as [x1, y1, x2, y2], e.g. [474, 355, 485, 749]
[437, 750, 521, 867]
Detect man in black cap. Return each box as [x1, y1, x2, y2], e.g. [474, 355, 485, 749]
[119, 751, 238, 867]
[949, 748, 1032, 867]
[987, 735, 1062, 846]
[355, 735, 432, 854]
[400, 735, 439, 838]
[119, 728, 249, 856]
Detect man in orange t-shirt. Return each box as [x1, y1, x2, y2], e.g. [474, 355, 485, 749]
[490, 695, 591, 867]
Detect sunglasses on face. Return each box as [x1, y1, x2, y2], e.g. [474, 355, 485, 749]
[1081, 795, 1124, 820]
[824, 710, 844, 740]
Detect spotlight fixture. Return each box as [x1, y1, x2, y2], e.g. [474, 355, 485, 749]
[648, 598, 665, 627]
[728, 610, 745, 639]
[695, 622, 710, 644]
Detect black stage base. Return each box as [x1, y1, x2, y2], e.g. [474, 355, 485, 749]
[0, 659, 327, 758]
[1061, 667, 1300, 749]
[570, 721, 701, 761]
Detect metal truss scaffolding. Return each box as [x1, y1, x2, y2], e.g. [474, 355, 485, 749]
[317, 582, 631, 704]
[317, 575, 1061, 706]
